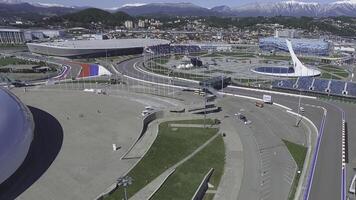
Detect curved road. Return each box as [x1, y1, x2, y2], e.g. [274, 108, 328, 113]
[115, 56, 350, 200]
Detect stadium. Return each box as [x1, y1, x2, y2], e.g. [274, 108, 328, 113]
[259, 37, 330, 56]
[26, 38, 170, 58]
[252, 40, 321, 77]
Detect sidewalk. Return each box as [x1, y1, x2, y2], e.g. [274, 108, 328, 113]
[123, 120, 160, 159]
[213, 115, 244, 200]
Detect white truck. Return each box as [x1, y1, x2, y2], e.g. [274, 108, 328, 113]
[263, 94, 272, 104]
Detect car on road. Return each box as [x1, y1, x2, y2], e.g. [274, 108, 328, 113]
[235, 113, 252, 125]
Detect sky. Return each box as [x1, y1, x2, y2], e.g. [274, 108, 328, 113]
[24, 0, 341, 9]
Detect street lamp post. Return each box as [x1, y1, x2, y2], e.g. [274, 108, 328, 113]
[117, 176, 133, 200]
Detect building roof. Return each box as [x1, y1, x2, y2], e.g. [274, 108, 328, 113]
[260, 37, 329, 49]
[27, 39, 170, 50]
[0, 28, 23, 32]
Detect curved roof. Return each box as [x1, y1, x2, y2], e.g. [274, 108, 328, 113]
[0, 87, 34, 184]
[27, 38, 170, 50]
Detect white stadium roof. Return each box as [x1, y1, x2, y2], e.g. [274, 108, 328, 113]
[27, 38, 170, 50]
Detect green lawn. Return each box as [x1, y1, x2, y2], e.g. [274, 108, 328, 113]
[0, 57, 29, 66]
[0, 57, 47, 67]
[169, 118, 219, 125]
[282, 139, 307, 200]
[105, 120, 219, 200]
[319, 65, 347, 73]
[320, 72, 342, 80]
[151, 136, 225, 200]
[334, 72, 349, 78]
[318, 66, 349, 78]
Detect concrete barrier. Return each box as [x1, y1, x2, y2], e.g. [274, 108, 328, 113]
[192, 168, 214, 200]
[95, 110, 164, 199]
[121, 110, 164, 160]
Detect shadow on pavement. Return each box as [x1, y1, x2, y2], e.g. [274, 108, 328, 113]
[0, 106, 63, 200]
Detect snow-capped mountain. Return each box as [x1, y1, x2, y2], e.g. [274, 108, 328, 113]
[0, 0, 22, 4]
[231, 1, 322, 17]
[120, 3, 147, 8]
[0, 0, 81, 18]
[30, 2, 75, 8]
[113, 1, 356, 17]
[229, 0, 356, 17]
[116, 2, 215, 16]
[324, 0, 356, 16]
[1, 0, 356, 17]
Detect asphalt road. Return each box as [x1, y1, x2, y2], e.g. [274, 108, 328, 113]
[221, 98, 307, 200]
[7, 52, 348, 200]
[115, 56, 349, 200]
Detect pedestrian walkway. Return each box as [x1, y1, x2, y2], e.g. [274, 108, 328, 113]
[123, 120, 160, 159]
[213, 114, 244, 200]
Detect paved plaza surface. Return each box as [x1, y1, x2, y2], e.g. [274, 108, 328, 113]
[0, 88, 181, 200]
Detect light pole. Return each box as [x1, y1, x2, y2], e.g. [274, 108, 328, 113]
[117, 176, 133, 200]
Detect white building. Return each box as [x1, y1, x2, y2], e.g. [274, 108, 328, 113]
[124, 20, 134, 29]
[275, 29, 300, 38]
[0, 29, 26, 44]
[138, 20, 145, 28]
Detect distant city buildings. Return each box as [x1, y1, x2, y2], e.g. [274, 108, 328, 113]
[124, 21, 134, 29]
[138, 20, 145, 28]
[275, 29, 301, 38]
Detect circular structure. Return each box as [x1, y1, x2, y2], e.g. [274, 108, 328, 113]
[0, 87, 34, 184]
[27, 38, 170, 58]
[252, 39, 321, 77]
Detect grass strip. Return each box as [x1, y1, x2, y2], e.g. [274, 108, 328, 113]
[105, 120, 218, 199]
[282, 139, 307, 200]
[151, 136, 225, 200]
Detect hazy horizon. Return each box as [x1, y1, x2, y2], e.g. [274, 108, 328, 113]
[22, 0, 343, 9]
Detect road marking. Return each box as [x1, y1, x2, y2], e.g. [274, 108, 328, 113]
[227, 85, 317, 99]
[114, 60, 333, 200]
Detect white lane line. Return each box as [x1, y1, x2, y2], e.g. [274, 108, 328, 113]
[287, 107, 324, 200]
[227, 85, 317, 99]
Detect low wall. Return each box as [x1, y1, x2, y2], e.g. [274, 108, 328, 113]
[95, 110, 164, 199]
[192, 168, 215, 200]
[121, 110, 164, 160]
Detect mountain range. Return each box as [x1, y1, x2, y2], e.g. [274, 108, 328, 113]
[2, 0, 356, 17]
[116, 1, 356, 17]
